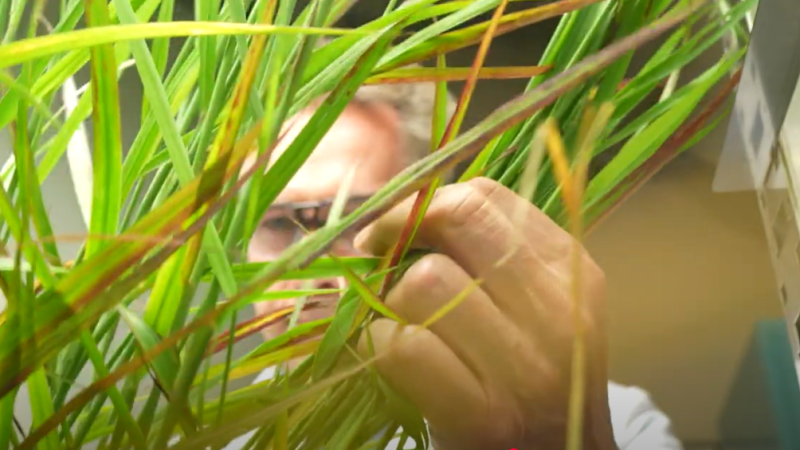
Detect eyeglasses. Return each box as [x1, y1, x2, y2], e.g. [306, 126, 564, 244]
[250, 195, 373, 257]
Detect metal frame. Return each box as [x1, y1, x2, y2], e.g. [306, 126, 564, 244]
[715, 0, 800, 359]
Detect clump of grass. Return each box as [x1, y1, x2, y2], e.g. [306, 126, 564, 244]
[0, 0, 752, 448]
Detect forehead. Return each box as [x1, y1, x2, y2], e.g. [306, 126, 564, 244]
[249, 102, 407, 205]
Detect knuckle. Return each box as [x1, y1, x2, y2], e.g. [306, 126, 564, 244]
[373, 323, 429, 366]
[394, 253, 453, 301]
[437, 182, 492, 228]
[393, 328, 429, 362]
[467, 176, 502, 195]
[360, 319, 402, 357]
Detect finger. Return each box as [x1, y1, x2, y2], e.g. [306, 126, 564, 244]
[385, 253, 553, 387]
[356, 177, 570, 263]
[358, 320, 488, 436]
[355, 178, 573, 327]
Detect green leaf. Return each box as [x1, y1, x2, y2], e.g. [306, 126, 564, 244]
[1, 0, 25, 44]
[84, 0, 123, 259]
[78, 331, 147, 450]
[1, 145, 57, 288]
[254, 315, 329, 354]
[144, 247, 188, 336]
[383, 0, 607, 71]
[218, 256, 380, 283]
[117, 306, 180, 395]
[613, 0, 755, 113]
[3, 3, 723, 448]
[120, 55, 199, 194]
[117, 306, 200, 437]
[0, 70, 59, 126]
[27, 370, 59, 450]
[301, 0, 438, 83]
[583, 49, 742, 210]
[112, 0, 195, 188]
[327, 391, 375, 450]
[378, 378, 428, 450]
[311, 291, 361, 381]
[0, 22, 363, 69]
[255, 27, 401, 224]
[590, 0, 648, 104]
[0, 386, 17, 449]
[379, 0, 501, 67]
[141, 0, 174, 120]
[601, 51, 744, 152]
[0, 0, 162, 141]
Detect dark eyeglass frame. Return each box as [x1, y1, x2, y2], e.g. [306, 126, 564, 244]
[262, 194, 374, 231]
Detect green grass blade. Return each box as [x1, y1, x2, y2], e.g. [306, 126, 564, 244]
[27, 370, 59, 450]
[583, 48, 742, 211]
[383, 0, 606, 71]
[307, 268, 394, 383]
[601, 51, 742, 151]
[0, 0, 160, 131]
[0, 386, 17, 450]
[8, 5, 709, 448]
[119, 304, 202, 437]
[196, 0, 220, 118]
[115, 75, 240, 369]
[144, 248, 189, 336]
[0, 22, 362, 69]
[613, 0, 755, 112]
[83, 0, 123, 259]
[10, 92, 57, 289]
[300, 0, 437, 82]
[676, 103, 732, 153]
[379, 0, 501, 66]
[0, 151, 243, 400]
[111, 0, 195, 184]
[141, 0, 174, 120]
[1, 0, 25, 43]
[0, 70, 59, 126]
[383, 0, 507, 288]
[120, 57, 199, 194]
[149, 2, 327, 438]
[78, 331, 147, 450]
[365, 65, 551, 84]
[332, 256, 404, 323]
[23, 241, 56, 450]
[585, 69, 741, 229]
[0, 0, 10, 43]
[591, 0, 649, 104]
[254, 28, 400, 218]
[117, 306, 180, 395]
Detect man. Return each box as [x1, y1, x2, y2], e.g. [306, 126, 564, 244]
[236, 80, 684, 450]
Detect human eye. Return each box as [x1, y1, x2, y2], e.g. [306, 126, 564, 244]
[261, 215, 296, 232]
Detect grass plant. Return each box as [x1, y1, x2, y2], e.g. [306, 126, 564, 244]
[0, 0, 754, 448]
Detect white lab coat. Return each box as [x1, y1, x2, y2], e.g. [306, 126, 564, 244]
[222, 367, 684, 450]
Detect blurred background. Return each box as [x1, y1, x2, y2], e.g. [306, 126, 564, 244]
[0, 1, 790, 449]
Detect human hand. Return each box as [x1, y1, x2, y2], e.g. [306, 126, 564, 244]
[355, 177, 616, 450]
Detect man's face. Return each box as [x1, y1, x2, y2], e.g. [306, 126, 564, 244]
[246, 101, 407, 340]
